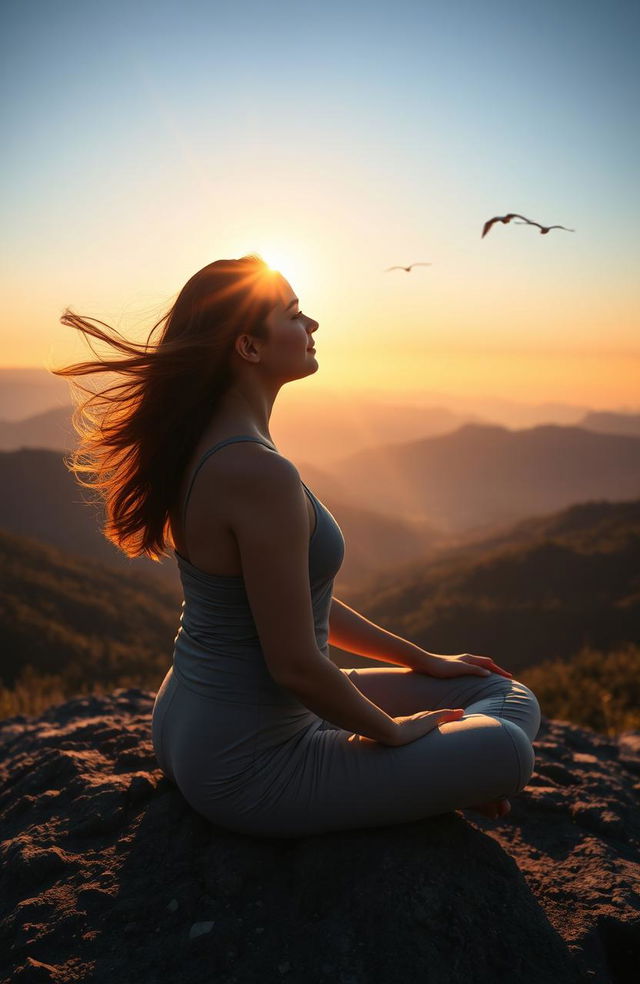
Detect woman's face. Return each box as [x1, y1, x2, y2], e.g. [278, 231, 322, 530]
[260, 276, 319, 381]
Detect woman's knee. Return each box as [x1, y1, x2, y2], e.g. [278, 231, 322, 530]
[500, 718, 536, 794]
[513, 679, 542, 743]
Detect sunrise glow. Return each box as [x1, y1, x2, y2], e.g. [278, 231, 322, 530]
[1, 0, 638, 411]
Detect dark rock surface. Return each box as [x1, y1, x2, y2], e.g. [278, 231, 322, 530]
[1, 691, 639, 984]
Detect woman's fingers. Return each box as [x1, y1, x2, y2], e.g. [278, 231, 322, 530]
[463, 653, 513, 678]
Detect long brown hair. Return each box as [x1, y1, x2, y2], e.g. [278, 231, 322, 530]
[50, 254, 280, 561]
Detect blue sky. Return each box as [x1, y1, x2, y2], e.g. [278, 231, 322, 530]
[1, 0, 639, 405]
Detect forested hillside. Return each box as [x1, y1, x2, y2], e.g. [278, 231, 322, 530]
[0, 529, 181, 717]
[344, 499, 640, 671]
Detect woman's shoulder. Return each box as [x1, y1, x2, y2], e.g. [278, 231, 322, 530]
[224, 442, 300, 489]
[191, 434, 300, 491]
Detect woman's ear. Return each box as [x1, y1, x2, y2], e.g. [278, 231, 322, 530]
[234, 333, 262, 363]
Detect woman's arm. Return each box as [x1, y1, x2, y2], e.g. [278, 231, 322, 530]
[328, 596, 433, 672]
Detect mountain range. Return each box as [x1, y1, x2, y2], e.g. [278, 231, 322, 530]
[344, 497, 640, 673]
[329, 423, 640, 533]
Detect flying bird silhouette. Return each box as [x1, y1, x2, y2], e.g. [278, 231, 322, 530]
[481, 213, 531, 238]
[513, 221, 575, 234]
[384, 263, 432, 272]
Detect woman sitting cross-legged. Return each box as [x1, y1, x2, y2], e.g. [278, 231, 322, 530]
[53, 253, 541, 838]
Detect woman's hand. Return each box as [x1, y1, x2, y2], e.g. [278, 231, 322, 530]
[368, 707, 466, 747]
[412, 651, 513, 680]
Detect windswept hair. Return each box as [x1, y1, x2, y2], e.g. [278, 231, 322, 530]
[50, 254, 280, 561]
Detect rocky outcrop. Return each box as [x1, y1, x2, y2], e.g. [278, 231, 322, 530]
[1, 692, 638, 984]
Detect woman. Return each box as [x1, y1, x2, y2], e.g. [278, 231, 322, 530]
[53, 254, 540, 838]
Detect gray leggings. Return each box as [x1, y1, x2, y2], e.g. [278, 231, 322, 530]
[151, 664, 541, 838]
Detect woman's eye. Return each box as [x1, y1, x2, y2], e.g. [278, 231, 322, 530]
[292, 311, 304, 320]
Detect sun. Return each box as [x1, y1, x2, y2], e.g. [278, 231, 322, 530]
[258, 246, 303, 286]
[224, 235, 313, 293]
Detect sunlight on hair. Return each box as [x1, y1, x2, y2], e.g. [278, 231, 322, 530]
[253, 245, 305, 287]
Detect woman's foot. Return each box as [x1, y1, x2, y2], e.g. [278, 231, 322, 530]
[465, 797, 511, 820]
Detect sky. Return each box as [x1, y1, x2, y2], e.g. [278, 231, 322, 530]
[2, 0, 639, 408]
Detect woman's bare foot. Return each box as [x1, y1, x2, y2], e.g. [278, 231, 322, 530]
[465, 797, 511, 820]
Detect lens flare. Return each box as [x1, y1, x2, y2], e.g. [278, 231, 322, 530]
[261, 249, 298, 281]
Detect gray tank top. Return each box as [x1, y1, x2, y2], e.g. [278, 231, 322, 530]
[171, 435, 345, 705]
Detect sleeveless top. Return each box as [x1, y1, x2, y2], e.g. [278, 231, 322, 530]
[171, 435, 346, 706]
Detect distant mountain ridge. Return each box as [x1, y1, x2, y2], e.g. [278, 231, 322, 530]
[578, 410, 640, 437]
[271, 399, 486, 465]
[345, 497, 640, 673]
[0, 405, 76, 451]
[0, 368, 72, 421]
[0, 447, 176, 586]
[329, 423, 640, 533]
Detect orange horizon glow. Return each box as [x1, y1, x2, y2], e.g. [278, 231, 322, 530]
[3, 227, 639, 412]
[2, 349, 638, 413]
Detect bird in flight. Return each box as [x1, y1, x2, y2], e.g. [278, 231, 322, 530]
[513, 220, 575, 235]
[384, 263, 432, 272]
[481, 213, 532, 238]
[482, 213, 575, 237]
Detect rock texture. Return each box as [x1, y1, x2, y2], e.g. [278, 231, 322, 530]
[1, 691, 639, 984]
